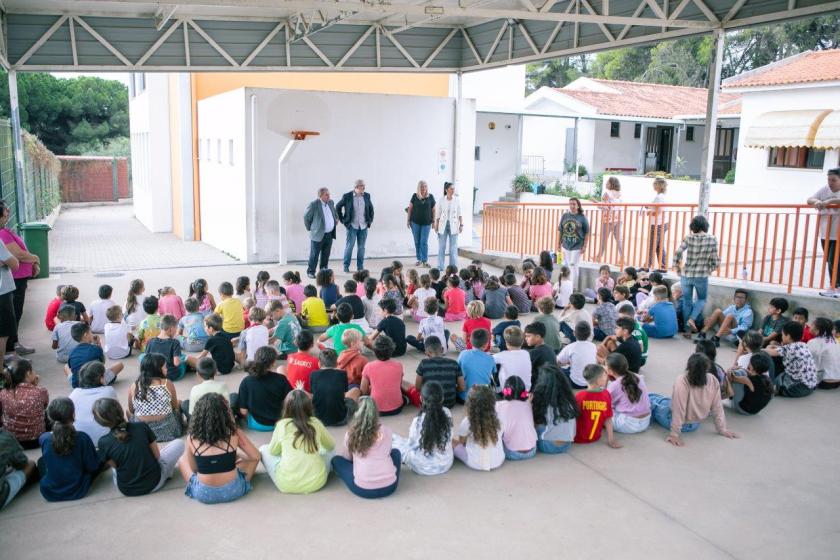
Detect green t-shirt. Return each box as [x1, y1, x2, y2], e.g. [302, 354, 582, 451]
[266, 418, 335, 494]
[274, 314, 302, 354]
[632, 320, 649, 361]
[325, 323, 366, 354]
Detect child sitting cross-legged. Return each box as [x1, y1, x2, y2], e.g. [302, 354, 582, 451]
[493, 325, 532, 391]
[392, 381, 454, 476]
[52, 304, 80, 363]
[592, 288, 618, 342]
[457, 329, 496, 404]
[361, 335, 421, 415]
[238, 346, 292, 431]
[491, 305, 521, 351]
[406, 297, 449, 353]
[495, 375, 537, 461]
[414, 336, 464, 409]
[310, 349, 361, 427]
[605, 353, 651, 434]
[103, 305, 134, 360]
[531, 364, 578, 454]
[531, 296, 563, 353]
[765, 321, 818, 398]
[558, 292, 592, 344]
[334, 280, 368, 329]
[574, 364, 621, 448]
[407, 274, 438, 322]
[726, 351, 774, 415]
[236, 307, 269, 366]
[639, 285, 678, 339]
[266, 299, 301, 360]
[319, 303, 366, 353]
[215, 282, 245, 339]
[809, 317, 840, 389]
[450, 300, 491, 352]
[453, 385, 505, 471]
[369, 299, 407, 357]
[89, 284, 116, 334]
[337, 329, 368, 388]
[259, 390, 336, 494]
[182, 357, 232, 420]
[144, 314, 188, 382]
[66, 322, 124, 388]
[284, 330, 320, 393]
[300, 285, 330, 333]
[128, 354, 183, 442]
[557, 321, 598, 389]
[198, 313, 235, 375]
[136, 296, 162, 351]
[178, 297, 209, 353]
[442, 275, 467, 322]
[0, 359, 48, 449]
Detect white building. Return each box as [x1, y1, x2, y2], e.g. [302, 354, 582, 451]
[723, 49, 840, 200]
[196, 87, 475, 263]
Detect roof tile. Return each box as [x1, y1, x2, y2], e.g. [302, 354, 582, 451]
[723, 49, 840, 88]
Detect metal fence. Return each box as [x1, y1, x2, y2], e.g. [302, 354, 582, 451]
[0, 119, 61, 230]
[482, 201, 840, 294]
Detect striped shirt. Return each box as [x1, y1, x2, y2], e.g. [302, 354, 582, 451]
[673, 232, 720, 278]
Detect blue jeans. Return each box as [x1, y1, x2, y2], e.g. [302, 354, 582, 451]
[536, 427, 573, 454]
[343, 227, 368, 271]
[332, 449, 401, 499]
[437, 223, 458, 270]
[680, 276, 708, 328]
[649, 393, 699, 432]
[410, 222, 432, 263]
[504, 445, 537, 461]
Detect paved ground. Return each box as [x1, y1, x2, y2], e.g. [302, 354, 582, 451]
[2, 254, 839, 560]
[48, 204, 238, 273]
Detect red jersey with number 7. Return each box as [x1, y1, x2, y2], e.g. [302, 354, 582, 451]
[574, 389, 613, 444]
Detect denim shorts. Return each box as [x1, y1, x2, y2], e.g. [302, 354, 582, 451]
[537, 439, 572, 454]
[504, 445, 537, 461]
[2, 469, 27, 509]
[185, 470, 251, 504]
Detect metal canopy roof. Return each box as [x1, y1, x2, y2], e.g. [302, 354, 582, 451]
[1, 0, 839, 72]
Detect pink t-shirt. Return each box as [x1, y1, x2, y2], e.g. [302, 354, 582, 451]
[443, 287, 466, 315]
[528, 282, 553, 302]
[495, 400, 537, 451]
[362, 359, 404, 413]
[285, 284, 305, 314]
[158, 294, 186, 320]
[342, 426, 397, 489]
[0, 228, 33, 279]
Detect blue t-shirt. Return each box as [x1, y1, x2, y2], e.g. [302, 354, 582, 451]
[68, 343, 105, 388]
[320, 284, 340, 309]
[648, 302, 678, 338]
[38, 431, 100, 502]
[457, 349, 496, 401]
[178, 312, 208, 347]
[722, 304, 754, 334]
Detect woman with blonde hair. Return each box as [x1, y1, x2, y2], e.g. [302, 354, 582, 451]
[597, 176, 624, 264]
[646, 177, 669, 271]
[406, 180, 436, 267]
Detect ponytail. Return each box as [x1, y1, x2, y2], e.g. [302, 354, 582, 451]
[125, 279, 143, 315]
[48, 398, 77, 456]
[2, 359, 32, 391]
[620, 371, 642, 404]
[92, 398, 130, 442]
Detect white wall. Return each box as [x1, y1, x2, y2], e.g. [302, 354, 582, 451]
[197, 89, 248, 260]
[459, 65, 526, 109]
[474, 112, 521, 209]
[521, 115, 573, 174]
[129, 74, 172, 232]
[735, 86, 840, 192]
[591, 120, 642, 174]
[197, 88, 474, 263]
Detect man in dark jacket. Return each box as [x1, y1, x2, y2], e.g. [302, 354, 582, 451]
[335, 179, 374, 273]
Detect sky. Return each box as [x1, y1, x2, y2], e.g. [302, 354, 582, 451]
[51, 71, 130, 86]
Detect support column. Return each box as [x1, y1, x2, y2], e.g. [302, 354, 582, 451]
[453, 71, 463, 184]
[698, 28, 724, 216]
[8, 70, 26, 225]
[572, 117, 579, 191]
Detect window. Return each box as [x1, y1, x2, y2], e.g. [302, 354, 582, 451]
[610, 122, 620, 138]
[228, 140, 234, 165]
[129, 73, 146, 98]
[633, 123, 641, 138]
[686, 126, 695, 141]
[768, 147, 825, 169]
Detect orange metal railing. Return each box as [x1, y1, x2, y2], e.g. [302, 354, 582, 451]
[481, 201, 840, 294]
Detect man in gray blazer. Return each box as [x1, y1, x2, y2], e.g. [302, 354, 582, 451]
[304, 187, 338, 279]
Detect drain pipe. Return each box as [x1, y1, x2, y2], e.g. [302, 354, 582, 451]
[249, 94, 258, 260]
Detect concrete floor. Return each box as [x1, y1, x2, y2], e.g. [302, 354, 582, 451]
[2, 258, 839, 560]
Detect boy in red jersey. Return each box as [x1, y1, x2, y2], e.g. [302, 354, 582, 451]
[574, 364, 621, 448]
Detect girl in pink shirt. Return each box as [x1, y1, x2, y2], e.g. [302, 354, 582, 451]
[528, 267, 555, 304]
[157, 287, 186, 321]
[443, 276, 466, 322]
[495, 375, 537, 460]
[331, 397, 401, 499]
[605, 353, 651, 434]
[189, 278, 216, 317]
[282, 271, 305, 314]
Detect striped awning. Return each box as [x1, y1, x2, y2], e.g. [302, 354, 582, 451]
[744, 109, 831, 148]
[813, 110, 840, 149]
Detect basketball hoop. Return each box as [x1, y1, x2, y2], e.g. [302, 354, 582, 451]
[291, 130, 320, 140]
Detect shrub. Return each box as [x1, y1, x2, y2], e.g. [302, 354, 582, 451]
[512, 174, 531, 193]
[724, 168, 736, 184]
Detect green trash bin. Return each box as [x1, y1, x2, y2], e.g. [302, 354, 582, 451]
[19, 222, 51, 279]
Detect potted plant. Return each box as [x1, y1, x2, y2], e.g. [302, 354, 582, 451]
[512, 173, 531, 193]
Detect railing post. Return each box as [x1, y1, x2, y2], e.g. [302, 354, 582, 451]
[787, 207, 800, 294]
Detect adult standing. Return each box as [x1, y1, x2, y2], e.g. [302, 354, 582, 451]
[406, 180, 436, 267]
[646, 178, 669, 272]
[807, 167, 840, 298]
[557, 197, 589, 290]
[336, 179, 374, 274]
[304, 188, 338, 280]
[672, 215, 720, 337]
[0, 231, 19, 365]
[0, 201, 39, 357]
[435, 182, 463, 270]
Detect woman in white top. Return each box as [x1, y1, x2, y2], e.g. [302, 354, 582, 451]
[646, 178, 669, 271]
[434, 182, 463, 271]
[597, 176, 624, 263]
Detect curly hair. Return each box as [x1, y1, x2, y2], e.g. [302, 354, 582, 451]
[465, 385, 500, 448]
[418, 382, 451, 456]
[188, 393, 237, 445]
[347, 397, 380, 457]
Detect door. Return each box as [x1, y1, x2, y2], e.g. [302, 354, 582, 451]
[656, 126, 673, 173]
[712, 128, 735, 181]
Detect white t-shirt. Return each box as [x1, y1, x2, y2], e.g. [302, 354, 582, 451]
[103, 321, 131, 360]
[808, 338, 840, 382]
[419, 315, 447, 348]
[493, 349, 532, 390]
[649, 193, 667, 225]
[412, 287, 438, 318]
[89, 298, 116, 334]
[239, 324, 270, 362]
[554, 279, 572, 308]
[557, 340, 598, 387]
[736, 352, 752, 370]
[456, 417, 504, 471]
[125, 295, 147, 331]
[811, 185, 840, 239]
[69, 385, 119, 446]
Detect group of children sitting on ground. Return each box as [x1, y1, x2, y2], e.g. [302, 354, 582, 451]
[1, 257, 838, 508]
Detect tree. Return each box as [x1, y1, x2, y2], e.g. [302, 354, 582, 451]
[590, 47, 652, 81]
[525, 55, 591, 93]
[0, 71, 128, 155]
